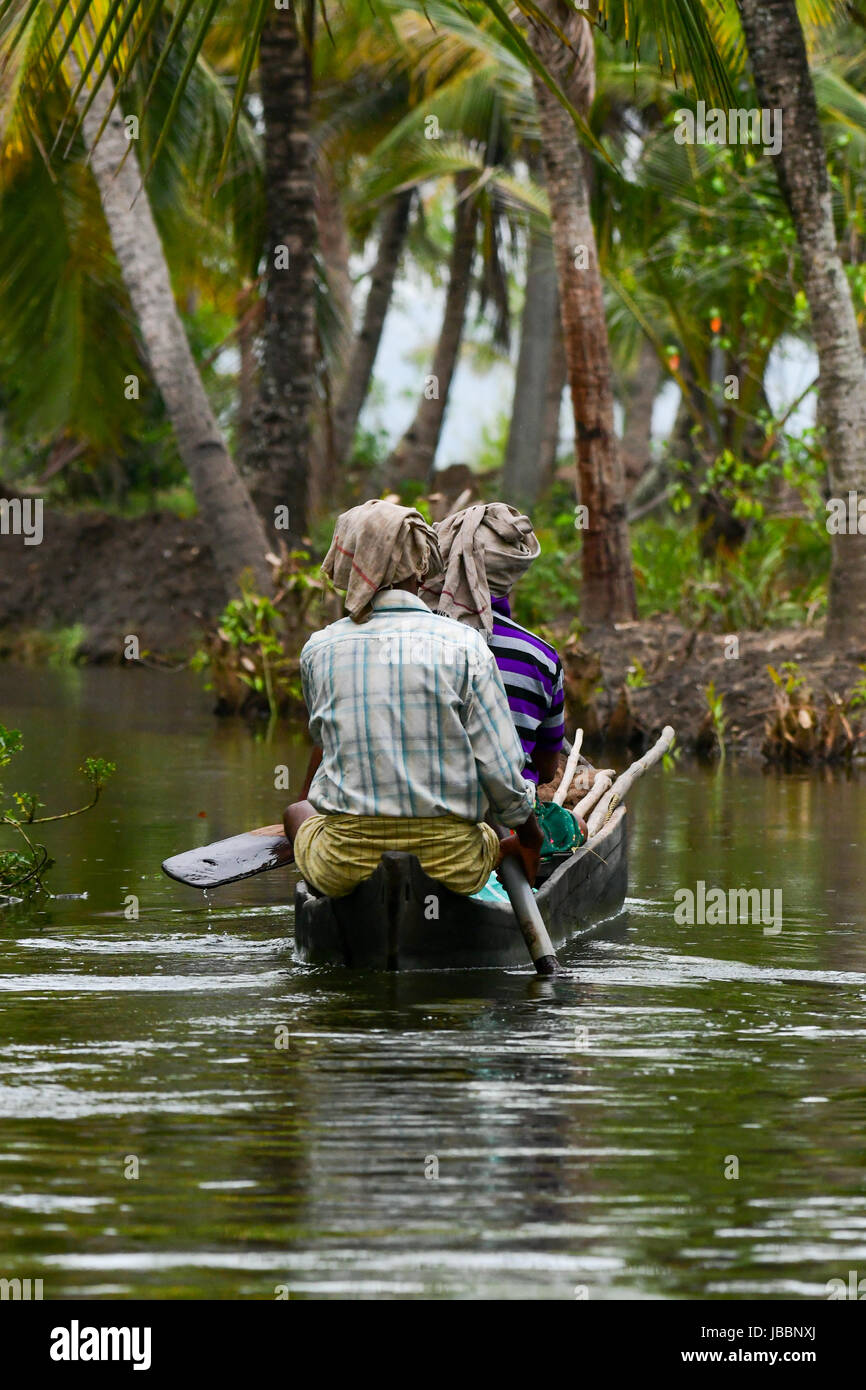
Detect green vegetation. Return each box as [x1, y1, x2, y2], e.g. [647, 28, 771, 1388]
[764, 663, 866, 764]
[702, 682, 728, 762]
[850, 669, 866, 711]
[0, 724, 115, 899]
[506, 489, 829, 636]
[632, 517, 829, 631]
[626, 659, 649, 690]
[192, 558, 334, 721]
[1, 625, 88, 665]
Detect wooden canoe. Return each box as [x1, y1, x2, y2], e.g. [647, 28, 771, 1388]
[293, 805, 627, 970]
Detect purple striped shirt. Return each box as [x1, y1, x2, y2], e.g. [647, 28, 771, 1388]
[488, 596, 565, 783]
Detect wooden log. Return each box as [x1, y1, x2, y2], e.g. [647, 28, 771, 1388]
[562, 734, 595, 770]
[574, 771, 612, 820]
[587, 725, 675, 837]
[552, 728, 583, 806]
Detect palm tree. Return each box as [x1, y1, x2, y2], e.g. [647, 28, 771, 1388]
[310, 0, 413, 471]
[735, 0, 866, 644]
[79, 69, 273, 594]
[527, 2, 636, 622]
[385, 173, 480, 485]
[353, 1, 554, 489]
[0, 4, 272, 594]
[244, 0, 317, 542]
[0, 84, 145, 482]
[332, 190, 413, 467]
[618, 342, 661, 497]
[15, 0, 834, 627]
[600, 88, 805, 545]
[502, 216, 561, 505]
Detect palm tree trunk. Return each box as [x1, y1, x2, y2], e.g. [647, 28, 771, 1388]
[247, 0, 317, 541]
[316, 160, 353, 369]
[236, 284, 259, 468]
[385, 177, 478, 486]
[333, 190, 412, 466]
[528, 4, 636, 623]
[308, 163, 352, 515]
[620, 340, 661, 497]
[77, 76, 271, 597]
[736, 0, 866, 644]
[539, 319, 567, 489]
[502, 225, 559, 505]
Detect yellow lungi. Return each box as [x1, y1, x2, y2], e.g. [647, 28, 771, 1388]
[293, 812, 500, 898]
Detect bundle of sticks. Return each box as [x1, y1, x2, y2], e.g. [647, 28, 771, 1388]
[539, 725, 676, 840]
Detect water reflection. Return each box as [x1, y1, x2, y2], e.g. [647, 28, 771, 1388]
[0, 665, 864, 1299]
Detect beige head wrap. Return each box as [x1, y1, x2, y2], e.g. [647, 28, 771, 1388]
[322, 498, 443, 622]
[421, 502, 541, 633]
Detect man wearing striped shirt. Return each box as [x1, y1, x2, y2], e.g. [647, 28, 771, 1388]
[488, 592, 565, 787]
[423, 502, 567, 788]
[283, 501, 544, 899]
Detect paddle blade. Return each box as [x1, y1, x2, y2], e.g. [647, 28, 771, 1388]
[162, 824, 294, 889]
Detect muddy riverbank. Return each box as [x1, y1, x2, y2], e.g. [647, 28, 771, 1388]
[2, 501, 864, 760]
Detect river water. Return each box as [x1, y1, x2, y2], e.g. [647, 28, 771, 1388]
[1, 665, 864, 1300]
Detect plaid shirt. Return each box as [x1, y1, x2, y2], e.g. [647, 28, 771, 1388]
[301, 589, 534, 827]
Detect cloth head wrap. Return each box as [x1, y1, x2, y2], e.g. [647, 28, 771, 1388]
[322, 498, 443, 622]
[421, 502, 541, 633]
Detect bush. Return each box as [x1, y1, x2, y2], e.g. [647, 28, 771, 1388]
[0, 725, 115, 899]
[632, 516, 828, 630]
[193, 557, 338, 721]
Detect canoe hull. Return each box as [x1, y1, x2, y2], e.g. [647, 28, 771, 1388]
[293, 806, 627, 970]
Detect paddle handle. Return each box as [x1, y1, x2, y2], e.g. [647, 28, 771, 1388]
[492, 828, 559, 977]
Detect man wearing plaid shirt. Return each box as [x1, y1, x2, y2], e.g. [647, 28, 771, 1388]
[283, 501, 543, 899]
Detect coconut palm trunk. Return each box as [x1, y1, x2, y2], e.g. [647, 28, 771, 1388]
[539, 319, 567, 487]
[385, 177, 478, 486]
[77, 75, 271, 597]
[307, 162, 352, 515]
[527, 3, 636, 623]
[333, 190, 413, 466]
[620, 340, 661, 497]
[316, 159, 354, 377]
[736, 0, 866, 644]
[502, 224, 560, 505]
[246, 0, 317, 542]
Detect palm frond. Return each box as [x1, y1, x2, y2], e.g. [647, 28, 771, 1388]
[582, 1, 735, 102]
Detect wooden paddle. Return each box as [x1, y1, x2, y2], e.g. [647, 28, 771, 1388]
[496, 851, 559, 976]
[162, 824, 293, 889]
[487, 819, 559, 977]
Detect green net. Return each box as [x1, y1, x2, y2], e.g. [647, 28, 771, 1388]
[535, 798, 584, 856]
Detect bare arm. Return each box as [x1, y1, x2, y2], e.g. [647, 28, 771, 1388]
[496, 811, 544, 886]
[281, 745, 323, 847]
